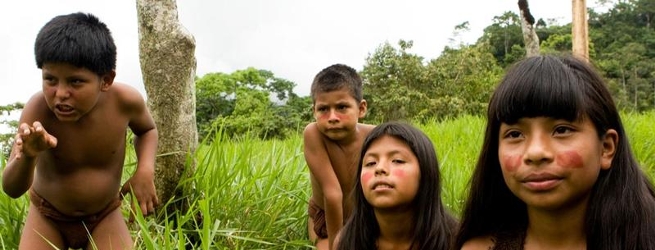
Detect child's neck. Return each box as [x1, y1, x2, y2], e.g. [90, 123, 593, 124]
[334, 125, 361, 147]
[375, 208, 415, 250]
[525, 201, 588, 250]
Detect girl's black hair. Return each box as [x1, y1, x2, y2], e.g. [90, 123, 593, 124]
[337, 121, 457, 250]
[454, 55, 655, 250]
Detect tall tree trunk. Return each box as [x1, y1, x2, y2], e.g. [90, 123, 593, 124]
[136, 0, 198, 214]
[518, 0, 540, 57]
[572, 0, 589, 61]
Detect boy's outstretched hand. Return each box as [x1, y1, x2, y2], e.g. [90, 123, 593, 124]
[120, 171, 159, 220]
[14, 121, 58, 159]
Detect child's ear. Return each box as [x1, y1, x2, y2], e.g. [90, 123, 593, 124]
[600, 129, 619, 170]
[358, 99, 367, 118]
[100, 70, 116, 91]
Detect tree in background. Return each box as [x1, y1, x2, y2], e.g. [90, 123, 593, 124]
[589, 0, 655, 111]
[478, 11, 524, 67]
[518, 0, 540, 57]
[423, 42, 502, 119]
[572, 0, 590, 61]
[470, 0, 654, 112]
[361, 39, 502, 123]
[136, 0, 198, 215]
[195, 68, 312, 141]
[360, 40, 428, 122]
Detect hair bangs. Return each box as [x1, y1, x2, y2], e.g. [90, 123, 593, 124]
[490, 56, 586, 125]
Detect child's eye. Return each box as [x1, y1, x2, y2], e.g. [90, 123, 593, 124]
[392, 159, 406, 164]
[553, 126, 575, 135]
[337, 105, 348, 110]
[43, 77, 56, 85]
[363, 161, 376, 167]
[504, 130, 523, 139]
[316, 107, 327, 112]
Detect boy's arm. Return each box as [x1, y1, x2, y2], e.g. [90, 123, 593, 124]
[2, 95, 57, 198]
[118, 84, 159, 216]
[303, 123, 343, 249]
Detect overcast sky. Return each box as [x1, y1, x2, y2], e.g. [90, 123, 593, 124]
[1, 0, 604, 108]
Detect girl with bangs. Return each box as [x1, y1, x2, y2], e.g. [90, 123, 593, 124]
[335, 122, 457, 250]
[456, 55, 655, 250]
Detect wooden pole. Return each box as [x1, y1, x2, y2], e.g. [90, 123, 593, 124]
[572, 0, 589, 61]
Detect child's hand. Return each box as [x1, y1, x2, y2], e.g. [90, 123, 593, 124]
[120, 171, 159, 220]
[14, 121, 57, 159]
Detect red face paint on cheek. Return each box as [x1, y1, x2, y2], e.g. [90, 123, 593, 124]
[392, 169, 405, 178]
[335, 113, 348, 121]
[556, 151, 583, 168]
[501, 155, 522, 172]
[361, 172, 373, 185]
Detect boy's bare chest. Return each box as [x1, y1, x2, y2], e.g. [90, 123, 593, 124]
[326, 146, 360, 190]
[44, 112, 129, 166]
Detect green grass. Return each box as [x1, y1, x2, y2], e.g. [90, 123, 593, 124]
[1, 111, 654, 249]
[416, 115, 485, 214]
[621, 111, 655, 182]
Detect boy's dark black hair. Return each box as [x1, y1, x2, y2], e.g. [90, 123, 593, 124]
[337, 121, 457, 250]
[310, 64, 363, 102]
[455, 55, 655, 250]
[35, 12, 116, 75]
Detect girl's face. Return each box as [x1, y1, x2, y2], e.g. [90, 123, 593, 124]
[360, 135, 421, 210]
[498, 116, 617, 211]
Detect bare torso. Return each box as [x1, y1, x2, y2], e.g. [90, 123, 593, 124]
[30, 89, 130, 216]
[310, 123, 375, 220]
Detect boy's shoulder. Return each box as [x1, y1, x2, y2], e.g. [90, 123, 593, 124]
[105, 82, 148, 110]
[302, 122, 319, 135]
[107, 82, 143, 101]
[302, 122, 325, 144]
[357, 123, 376, 134]
[21, 91, 51, 119]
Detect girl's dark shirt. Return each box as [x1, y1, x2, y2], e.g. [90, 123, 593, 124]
[491, 230, 525, 250]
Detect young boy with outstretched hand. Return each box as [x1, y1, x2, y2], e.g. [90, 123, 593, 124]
[2, 12, 158, 250]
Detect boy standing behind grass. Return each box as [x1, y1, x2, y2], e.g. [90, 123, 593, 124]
[2, 12, 158, 249]
[304, 64, 375, 250]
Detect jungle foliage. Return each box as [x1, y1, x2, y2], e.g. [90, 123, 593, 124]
[195, 0, 655, 133]
[2, 0, 654, 145]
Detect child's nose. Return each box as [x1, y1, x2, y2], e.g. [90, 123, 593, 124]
[374, 162, 388, 175]
[328, 110, 339, 122]
[55, 84, 71, 99]
[523, 134, 554, 165]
